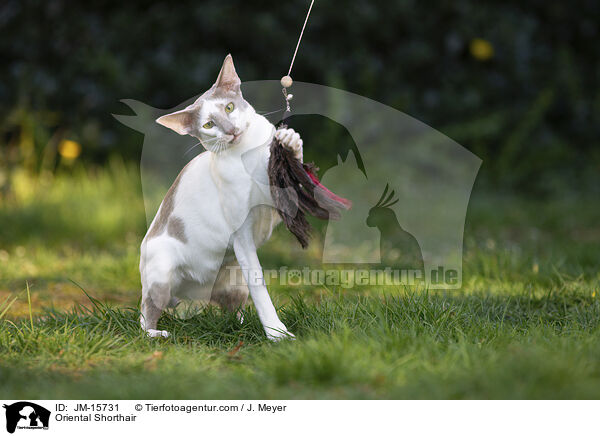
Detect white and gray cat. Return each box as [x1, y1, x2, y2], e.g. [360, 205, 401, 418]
[140, 54, 302, 341]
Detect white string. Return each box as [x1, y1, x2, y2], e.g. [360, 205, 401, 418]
[288, 0, 315, 77]
[282, 0, 315, 113]
[259, 108, 285, 117]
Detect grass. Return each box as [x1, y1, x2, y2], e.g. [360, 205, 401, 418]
[0, 162, 599, 399]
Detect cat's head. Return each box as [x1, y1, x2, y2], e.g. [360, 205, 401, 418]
[156, 54, 253, 153]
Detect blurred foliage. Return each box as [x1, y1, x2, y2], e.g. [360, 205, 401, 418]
[0, 159, 145, 249]
[0, 0, 599, 194]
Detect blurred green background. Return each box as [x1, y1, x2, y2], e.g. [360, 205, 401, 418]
[1, 0, 599, 193]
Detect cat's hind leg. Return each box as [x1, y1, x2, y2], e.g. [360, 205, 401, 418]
[140, 252, 178, 338]
[210, 260, 249, 323]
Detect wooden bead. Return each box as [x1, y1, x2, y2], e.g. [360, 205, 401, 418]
[280, 75, 293, 88]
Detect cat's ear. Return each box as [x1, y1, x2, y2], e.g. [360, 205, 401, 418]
[214, 54, 241, 92]
[156, 105, 198, 135]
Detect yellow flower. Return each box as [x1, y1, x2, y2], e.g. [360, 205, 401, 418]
[593, 291, 597, 298]
[470, 38, 494, 61]
[58, 139, 82, 160]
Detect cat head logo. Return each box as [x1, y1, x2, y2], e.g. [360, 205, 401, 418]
[2, 402, 50, 434]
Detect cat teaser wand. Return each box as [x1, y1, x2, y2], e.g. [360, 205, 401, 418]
[279, 0, 315, 112]
[270, 0, 351, 248]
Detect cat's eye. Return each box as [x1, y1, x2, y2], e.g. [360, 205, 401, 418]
[202, 121, 215, 129]
[225, 102, 235, 113]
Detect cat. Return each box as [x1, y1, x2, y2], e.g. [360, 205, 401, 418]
[140, 54, 303, 341]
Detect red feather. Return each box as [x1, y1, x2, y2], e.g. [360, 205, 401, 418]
[304, 167, 352, 209]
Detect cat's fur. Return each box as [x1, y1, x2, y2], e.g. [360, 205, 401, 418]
[140, 54, 302, 340]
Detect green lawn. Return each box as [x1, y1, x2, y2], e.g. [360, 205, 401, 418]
[1, 163, 599, 399]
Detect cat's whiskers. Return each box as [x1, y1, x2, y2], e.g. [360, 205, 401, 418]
[212, 140, 229, 154]
[200, 137, 231, 155]
[183, 137, 221, 156]
[183, 141, 203, 156]
[258, 108, 284, 117]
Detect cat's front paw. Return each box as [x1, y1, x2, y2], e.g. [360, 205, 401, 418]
[146, 329, 170, 338]
[275, 128, 303, 161]
[265, 323, 296, 342]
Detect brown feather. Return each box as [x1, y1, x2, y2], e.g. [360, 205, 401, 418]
[268, 134, 351, 248]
